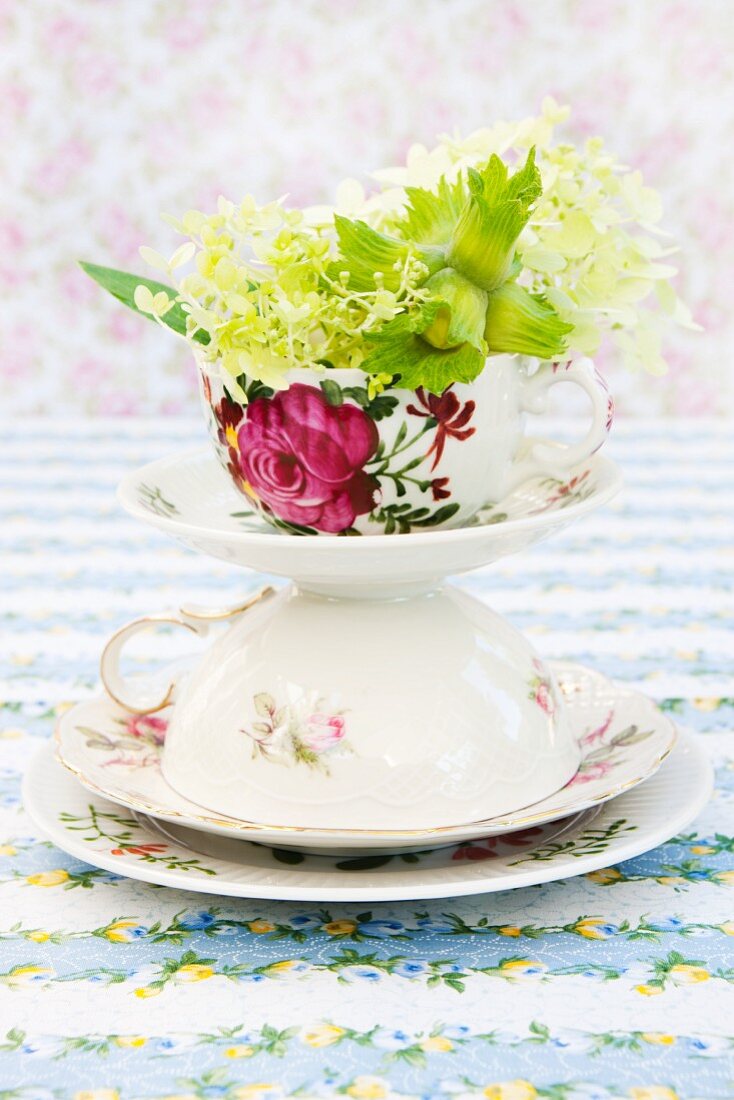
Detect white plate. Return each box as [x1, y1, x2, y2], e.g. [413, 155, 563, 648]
[24, 735, 712, 902]
[55, 662, 676, 854]
[117, 448, 621, 589]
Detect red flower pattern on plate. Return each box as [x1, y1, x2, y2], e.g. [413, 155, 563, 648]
[452, 827, 544, 861]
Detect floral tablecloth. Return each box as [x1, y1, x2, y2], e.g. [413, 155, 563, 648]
[2, 418, 733, 1100]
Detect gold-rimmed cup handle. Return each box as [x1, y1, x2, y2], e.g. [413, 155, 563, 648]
[505, 357, 614, 492]
[99, 587, 275, 714]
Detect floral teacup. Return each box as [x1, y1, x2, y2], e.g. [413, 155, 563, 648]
[200, 355, 612, 536]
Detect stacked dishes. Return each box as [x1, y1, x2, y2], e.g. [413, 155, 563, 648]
[25, 449, 712, 901]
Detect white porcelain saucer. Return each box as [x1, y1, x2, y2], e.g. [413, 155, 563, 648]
[25, 734, 712, 901]
[117, 448, 621, 591]
[55, 662, 676, 855]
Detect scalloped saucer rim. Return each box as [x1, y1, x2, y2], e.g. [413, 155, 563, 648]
[118, 446, 623, 546]
[25, 734, 712, 901]
[55, 661, 677, 853]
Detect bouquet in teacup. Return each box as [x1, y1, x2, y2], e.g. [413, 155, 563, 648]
[83, 100, 694, 535]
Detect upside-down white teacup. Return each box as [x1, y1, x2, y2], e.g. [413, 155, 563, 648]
[100, 584, 581, 832]
[198, 354, 613, 536]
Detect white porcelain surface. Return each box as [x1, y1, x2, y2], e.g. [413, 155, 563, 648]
[56, 661, 677, 852]
[100, 583, 580, 830]
[112, 447, 621, 834]
[199, 356, 612, 535]
[27, 734, 713, 901]
[118, 447, 621, 594]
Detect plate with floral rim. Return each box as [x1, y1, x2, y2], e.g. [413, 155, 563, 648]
[24, 734, 711, 901]
[54, 662, 677, 855]
[116, 448, 621, 589]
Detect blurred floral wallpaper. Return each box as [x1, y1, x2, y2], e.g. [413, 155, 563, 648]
[3, 0, 732, 417]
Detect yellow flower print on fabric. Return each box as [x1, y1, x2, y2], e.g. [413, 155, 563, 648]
[3, 965, 54, 989]
[500, 959, 548, 979]
[345, 1077, 388, 1099]
[74, 1092, 120, 1100]
[586, 867, 622, 884]
[323, 920, 357, 935]
[629, 1088, 679, 1100]
[483, 1081, 537, 1100]
[420, 1035, 453, 1052]
[248, 919, 275, 934]
[574, 918, 619, 940]
[232, 1087, 280, 1100]
[302, 1024, 346, 1048]
[175, 964, 214, 982]
[26, 869, 69, 887]
[669, 964, 710, 984]
[103, 920, 147, 943]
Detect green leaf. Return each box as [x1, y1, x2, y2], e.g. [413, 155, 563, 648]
[271, 848, 306, 865]
[244, 378, 275, 402]
[253, 693, 276, 718]
[78, 261, 210, 344]
[335, 855, 394, 870]
[319, 378, 343, 406]
[484, 282, 572, 358]
[412, 502, 461, 527]
[363, 311, 485, 394]
[329, 216, 443, 291]
[397, 175, 468, 246]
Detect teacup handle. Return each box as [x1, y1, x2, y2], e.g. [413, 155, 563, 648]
[507, 357, 613, 491]
[100, 587, 275, 715]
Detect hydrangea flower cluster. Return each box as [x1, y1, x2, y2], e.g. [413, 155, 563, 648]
[82, 98, 694, 396]
[137, 197, 431, 399]
[371, 97, 698, 375]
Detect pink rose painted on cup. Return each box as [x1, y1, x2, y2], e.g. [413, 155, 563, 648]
[235, 383, 379, 533]
[242, 692, 353, 775]
[302, 713, 347, 754]
[529, 660, 556, 715]
[534, 682, 555, 715]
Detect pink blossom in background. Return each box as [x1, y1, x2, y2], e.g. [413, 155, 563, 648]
[98, 205, 147, 266]
[59, 267, 99, 305]
[0, 335, 39, 383]
[72, 54, 120, 97]
[43, 15, 87, 53]
[34, 139, 91, 197]
[0, 0, 731, 416]
[108, 311, 144, 345]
